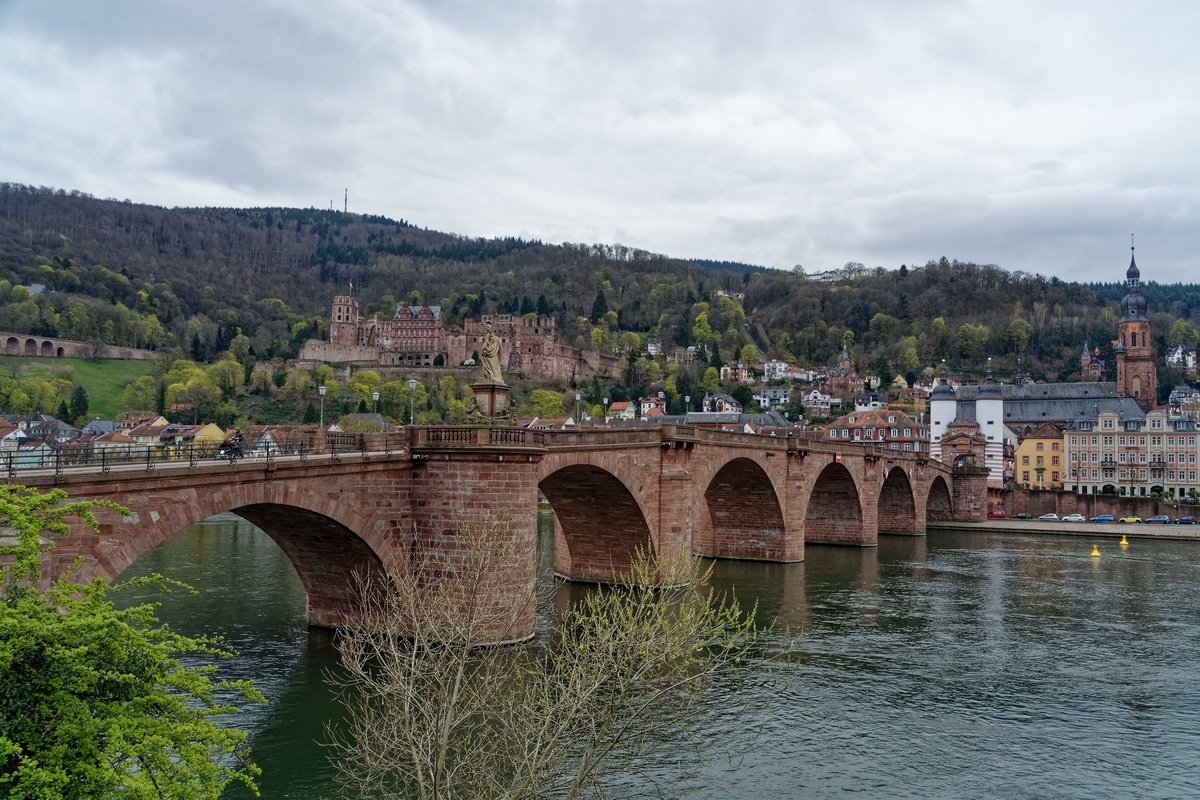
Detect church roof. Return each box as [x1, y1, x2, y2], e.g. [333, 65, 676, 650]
[1120, 248, 1147, 321]
[951, 381, 1146, 426]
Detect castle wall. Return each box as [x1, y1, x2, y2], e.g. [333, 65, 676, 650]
[310, 301, 616, 382]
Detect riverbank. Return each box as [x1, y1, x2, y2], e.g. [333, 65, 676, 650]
[926, 519, 1200, 542]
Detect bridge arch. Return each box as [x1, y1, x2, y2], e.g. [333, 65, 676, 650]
[538, 462, 654, 583]
[96, 482, 393, 628]
[878, 466, 919, 534]
[695, 456, 787, 560]
[805, 461, 865, 544]
[926, 475, 954, 521]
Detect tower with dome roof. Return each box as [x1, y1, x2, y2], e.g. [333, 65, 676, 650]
[1114, 244, 1157, 411]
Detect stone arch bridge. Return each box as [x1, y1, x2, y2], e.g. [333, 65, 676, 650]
[8, 425, 986, 640]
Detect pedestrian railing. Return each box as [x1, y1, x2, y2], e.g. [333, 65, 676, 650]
[2, 431, 410, 478]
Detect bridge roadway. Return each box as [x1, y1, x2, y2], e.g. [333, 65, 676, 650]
[6, 425, 988, 640]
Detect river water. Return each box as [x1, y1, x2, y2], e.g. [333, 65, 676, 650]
[115, 514, 1200, 799]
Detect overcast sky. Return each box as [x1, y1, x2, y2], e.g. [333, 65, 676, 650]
[1, 1, 1196, 284]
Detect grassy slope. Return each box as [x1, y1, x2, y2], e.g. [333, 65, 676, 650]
[0, 356, 157, 420]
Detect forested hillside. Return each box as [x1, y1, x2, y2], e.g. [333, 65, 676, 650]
[2, 182, 1198, 393]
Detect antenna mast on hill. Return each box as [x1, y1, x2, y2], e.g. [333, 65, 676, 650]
[344, 188, 348, 214]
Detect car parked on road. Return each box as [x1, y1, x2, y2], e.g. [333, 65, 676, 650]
[1146, 515, 1172, 524]
[1063, 513, 1086, 522]
[1176, 516, 1197, 525]
[1118, 516, 1143, 523]
[988, 508, 1006, 518]
[1013, 512, 1032, 519]
[1039, 513, 1060, 521]
[1089, 514, 1115, 523]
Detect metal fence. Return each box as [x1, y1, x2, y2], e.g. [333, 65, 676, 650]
[2, 431, 408, 478]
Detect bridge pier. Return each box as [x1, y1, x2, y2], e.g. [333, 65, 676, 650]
[410, 429, 545, 643]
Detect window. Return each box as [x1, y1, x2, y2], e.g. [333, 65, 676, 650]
[1052, 456, 1059, 466]
[1022, 455, 1030, 465]
[830, 429, 837, 438]
[1052, 442, 1060, 451]
[1052, 472, 1059, 482]
[1104, 436, 1114, 446]
[1037, 442, 1044, 451]
[1022, 471, 1030, 483]
[1092, 436, 1098, 445]
[904, 428, 911, 437]
[1036, 456, 1044, 466]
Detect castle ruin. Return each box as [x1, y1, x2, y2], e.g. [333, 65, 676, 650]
[299, 294, 619, 381]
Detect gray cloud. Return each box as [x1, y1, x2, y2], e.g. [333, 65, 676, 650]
[1, 0, 1197, 282]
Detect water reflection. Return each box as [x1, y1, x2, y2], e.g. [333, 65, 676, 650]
[115, 516, 1200, 799]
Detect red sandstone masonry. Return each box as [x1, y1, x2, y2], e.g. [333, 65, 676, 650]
[5, 426, 976, 636]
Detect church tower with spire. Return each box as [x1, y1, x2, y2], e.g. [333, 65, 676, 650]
[1114, 244, 1156, 411]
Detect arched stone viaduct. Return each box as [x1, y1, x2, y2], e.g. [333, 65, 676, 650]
[8, 425, 987, 640]
[1, 330, 159, 360]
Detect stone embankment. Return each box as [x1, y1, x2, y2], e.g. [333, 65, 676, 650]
[928, 518, 1200, 542]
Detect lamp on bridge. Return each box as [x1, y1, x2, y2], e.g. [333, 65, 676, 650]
[408, 379, 417, 425]
[318, 384, 327, 429]
[575, 393, 581, 423]
[685, 395, 690, 414]
[372, 391, 381, 428]
[603, 397, 609, 422]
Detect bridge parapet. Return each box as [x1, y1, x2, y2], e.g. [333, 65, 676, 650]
[411, 425, 546, 453]
[541, 429, 661, 449]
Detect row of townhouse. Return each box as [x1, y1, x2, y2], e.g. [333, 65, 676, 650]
[1064, 409, 1200, 498]
[822, 408, 930, 453]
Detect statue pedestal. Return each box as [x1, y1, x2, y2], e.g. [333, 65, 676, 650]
[463, 382, 514, 425]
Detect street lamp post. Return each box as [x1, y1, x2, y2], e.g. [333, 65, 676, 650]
[685, 395, 690, 414]
[372, 391, 380, 430]
[603, 396, 609, 422]
[318, 384, 326, 429]
[408, 379, 417, 425]
[575, 393, 581, 423]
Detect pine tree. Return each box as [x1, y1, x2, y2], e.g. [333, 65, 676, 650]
[591, 287, 608, 320]
[69, 385, 90, 422]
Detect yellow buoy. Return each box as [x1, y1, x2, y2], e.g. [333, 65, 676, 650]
[1120, 535, 1129, 547]
[1090, 544, 1102, 558]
